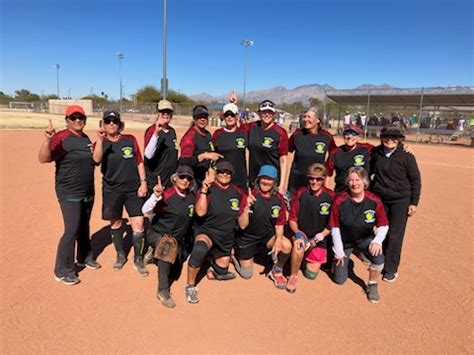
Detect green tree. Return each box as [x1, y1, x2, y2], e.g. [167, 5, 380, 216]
[13, 89, 41, 102]
[81, 94, 109, 106]
[44, 94, 60, 100]
[135, 85, 161, 103]
[308, 97, 322, 107]
[0, 91, 12, 105]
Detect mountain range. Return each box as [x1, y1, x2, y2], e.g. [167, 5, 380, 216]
[189, 84, 473, 105]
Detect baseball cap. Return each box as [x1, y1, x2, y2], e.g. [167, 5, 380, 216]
[171, 165, 195, 190]
[343, 124, 361, 135]
[65, 105, 85, 117]
[258, 100, 276, 112]
[157, 100, 174, 112]
[192, 105, 209, 117]
[257, 165, 278, 180]
[103, 110, 121, 120]
[215, 160, 234, 174]
[223, 103, 238, 115]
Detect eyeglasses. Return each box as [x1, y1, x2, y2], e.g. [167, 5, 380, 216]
[178, 174, 193, 182]
[68, 115, 86, 122]
[224, 112, 236, 118]
[343, 131, 359, 137]
[307, 176, 326, 182]
[104, 118, 120, 125]
[217, 170, 232, 175]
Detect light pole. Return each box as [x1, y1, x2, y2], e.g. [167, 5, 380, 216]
[116, 52, 124, 111]
[161, 0, 168, 100]
[240, 39, 254, 110]
[55, 64, 60, 98]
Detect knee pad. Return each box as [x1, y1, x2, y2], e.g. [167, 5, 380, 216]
[303, 269, 318, 280]
[369, 263, 384, 271]
[239, 265, 253, 279]
[188, 241, 209, 268]
[211, 261, 228, 275]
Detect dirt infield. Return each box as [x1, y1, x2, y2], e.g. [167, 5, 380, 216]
[0, 123, 472, 353]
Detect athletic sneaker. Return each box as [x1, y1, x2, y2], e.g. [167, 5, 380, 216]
[206, 267, 236, 281]
[54, 274, 80, 286]
[157, 289, 176, 308]
[382, 272, 399, 282]
[143, 246, 154, 265]
[113, 252, 127, 270]
[286, 275, 298, 293]
[185, 285, 199, 304]
[366, 283, 380, 304]
[133, 257, 149, 277]
[269, 267, 287, 289]
[76, 255, 102, 270]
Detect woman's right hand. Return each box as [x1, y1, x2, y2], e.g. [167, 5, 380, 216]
[203, 168, 216, 187]
[44, 119, 55, 140]
[153, 176, 164, 197]
[205, 152, 223, 162]
[335, 256, 345, 267]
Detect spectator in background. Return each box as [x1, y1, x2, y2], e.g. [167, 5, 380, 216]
[360, 112, 367, 128]
[344, 111, 351, 126]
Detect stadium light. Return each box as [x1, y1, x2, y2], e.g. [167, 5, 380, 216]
[116, 52, 124, 112]
[161, 0, 168, 100]
[240, 40, 254, 110]
[55, 64, 60, 98]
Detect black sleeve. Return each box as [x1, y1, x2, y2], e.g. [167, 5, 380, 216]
[405, 153, 421, 205]
[179, 156, 199, 167]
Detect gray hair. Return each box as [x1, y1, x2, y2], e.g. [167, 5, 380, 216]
[346, 166, 370, 189]
[306, 106, 323, 119]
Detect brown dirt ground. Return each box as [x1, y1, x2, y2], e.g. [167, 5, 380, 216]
[0, 122, 472, 353]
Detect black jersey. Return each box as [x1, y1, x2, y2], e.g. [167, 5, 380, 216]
[244, 121, 288, 184]
[243, 189, 286, 239]
[212, 127, 248, 189]
[144, 124, 178, 189]
[329, 191, 388, 246]
[50, 129, 95, 200]
[327, 143, 373, 192]
[289, 186, 335, 248]
[288, 128, 336, 194]
[179, 126, 214, 185]
[151, 187, 195, 241]
[194, 183, 245, 244]
[98, 134, 143, 193]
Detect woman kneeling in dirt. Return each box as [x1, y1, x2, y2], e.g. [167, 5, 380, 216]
[142, 165, 196, 308]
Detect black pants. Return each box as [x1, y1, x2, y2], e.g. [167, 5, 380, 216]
[54, 199, 93, 278]
[383, 199, 410, 275]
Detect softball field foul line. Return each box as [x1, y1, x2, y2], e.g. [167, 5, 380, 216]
[418, 161, 473, 169]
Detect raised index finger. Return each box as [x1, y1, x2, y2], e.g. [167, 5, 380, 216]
[48, 119, 53, 129]
[157, 175, 162, 186]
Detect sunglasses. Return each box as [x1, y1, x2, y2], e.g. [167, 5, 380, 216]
[382, 135, 401, 140]
[217, 170, 232, 175]
[224, 112, 236, 118]
[343, 131, 359, 137]
[307, 176, 326, 182]
[104, 118, 120, 125]
[178, 174, 193, 182]
[68, 115, 86, 122]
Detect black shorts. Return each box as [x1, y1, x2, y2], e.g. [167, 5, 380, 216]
[237, 233, 273, 260]
[102, 190, 144, 221]
[194, 227, 235, 258]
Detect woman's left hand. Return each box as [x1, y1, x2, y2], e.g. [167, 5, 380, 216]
[369, 242, 382, 256]
[137, 182, 147, 197]
[403, 144, 414, 155]
[408, 204, 417, 216]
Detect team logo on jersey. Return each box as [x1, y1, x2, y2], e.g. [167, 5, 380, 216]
[262, 137, 274, 148]
[208, 141, 215, 151]
[230, 198, 240, 211]
[319, 202, 331, 215]
[315, 142, 326, 154]
[87, 143, 93, 153]
[353, 154, 365, 166]
[173, 139, 178, 150]
[121, 146, 134, 159]
[188, 204, 194, 217]
[271, 205, 281, 218]
[364, 209, 376, 223]
[235, 138, 246, 149]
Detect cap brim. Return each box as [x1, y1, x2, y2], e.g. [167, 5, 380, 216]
[259, 107, 275, 112]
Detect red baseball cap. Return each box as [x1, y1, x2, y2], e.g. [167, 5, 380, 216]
[65, 105, 86, 117]
[343, 123, 361, 135]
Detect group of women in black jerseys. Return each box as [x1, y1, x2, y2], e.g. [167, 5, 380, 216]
[39, 100, 421, 307]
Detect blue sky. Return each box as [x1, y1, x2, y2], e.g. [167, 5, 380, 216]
[1, 0, 473, 100]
